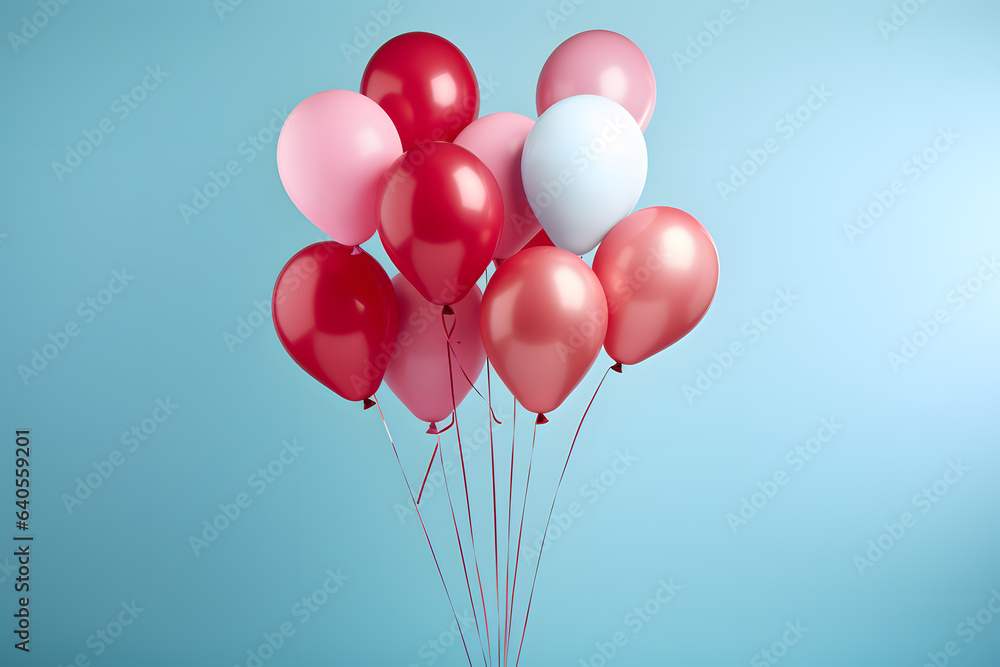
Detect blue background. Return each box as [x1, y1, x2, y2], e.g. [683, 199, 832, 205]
[1, 0, 999, 665]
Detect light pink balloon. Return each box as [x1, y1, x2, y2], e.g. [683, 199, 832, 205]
[480, 247, 608, 417]
[592, 207, 719, 365]
[277, 90, 402, 246]
[536, 30, 656, 132]
[454, 113, 541, 260]
[385, 274, 486, 426]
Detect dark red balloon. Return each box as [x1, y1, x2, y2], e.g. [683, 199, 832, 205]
[272, 242, 398, 403]
[494, 229, 554, 268]
[521, 229, 555, 251]
[378, 142, 503, 305]
[361, 32, 480, 151]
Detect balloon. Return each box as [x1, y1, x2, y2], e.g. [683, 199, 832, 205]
[480, 247, 608, 416]
[454, 113, 541, 260]
[493, 228, 555, 268]
[378, 142, 503, 306]
[521, 95, 647, 256]
[277, 90, 402, 246]
[592, 207, 719, 365]
[361, 32, 479, 151]
[272, 242, 398, 403]
[536, 30, 657, 132]
[385, 275, 486, 425]
[521, 229, 555, 251]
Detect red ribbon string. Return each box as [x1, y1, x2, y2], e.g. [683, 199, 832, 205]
[507, 418, 540, 666]
[437, 430, 490, 667]
[416, 437, 440, 505]
[438, 310, 502, 425]
[503, 400, 516, 667]
[513, 364, 618, 667]
[488, 362, 501, 666]
[443, 309, 493, 667]
[371, 396, 474, 667]
[427, 414, 456, 435]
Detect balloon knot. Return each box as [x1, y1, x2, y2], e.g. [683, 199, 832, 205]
[363, 397, 376, 410]
[350, 246, 363, 256]
[426, 421, 440, 435]
[611, 362, 623, 373]
[441, 304, 455, 315]
[535, 413, 549, 425]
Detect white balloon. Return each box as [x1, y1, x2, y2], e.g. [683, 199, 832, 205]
[521, 94, 647, 255]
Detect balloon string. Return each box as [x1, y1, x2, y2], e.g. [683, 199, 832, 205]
[371, 396, 474, 667]
[444, 310, 492, 667]
[417, 437, 440, 505]
[488, 361, 500, 666]
[428, 413, 456, 435]
[439, 312, 502, 424]
[507, 418, 539, 666]
[438, 432, 490, 667]
[481, 263, 501, 666]
[503, 400, 516, 667]
[513, 364, 618, 667]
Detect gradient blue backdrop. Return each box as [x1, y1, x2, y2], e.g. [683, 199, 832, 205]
[1, 0, 998, 665]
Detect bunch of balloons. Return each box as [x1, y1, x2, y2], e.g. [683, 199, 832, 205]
[273, 30, 720, 425]
[271, 29, 720, 667]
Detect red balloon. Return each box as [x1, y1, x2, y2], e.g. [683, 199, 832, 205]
[521, 229, 555, 251]
[378, 142, 503, 306]
[592, 207, 719, 365]
[361, 32, 479, 151]
[384, 275, 485, 425]
[272, 242, 398, 403]
[480, 247, 608, 416]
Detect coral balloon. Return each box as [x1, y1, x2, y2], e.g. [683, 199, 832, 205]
[361, 32, 480, 151]
[592, 207, 719, 365]
[537, 30, 657, 132]
[277, 90, 402, 245]
[272, 242, 398, 403]
[378, 142, 503, 306]
[522, 95, 647, 256]
[385, 275, 486, 426]
[480, 247, 608, 416]
[454, 113, 541, 260]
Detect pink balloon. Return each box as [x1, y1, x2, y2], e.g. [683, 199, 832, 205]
[454, 113, 541, 260]
[592, 207, 719, 365]
[536, 30, 657, 132]
[480, 247, 608, 416]
[277, 90, 402, 246]
[385, 274, 486, 425]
